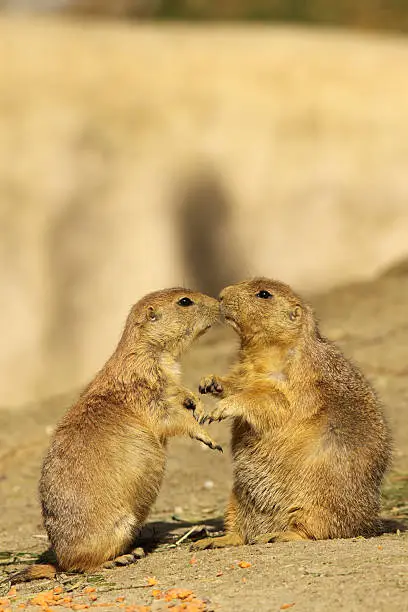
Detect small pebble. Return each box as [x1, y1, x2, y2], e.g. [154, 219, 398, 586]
[203, 480, 214, 490]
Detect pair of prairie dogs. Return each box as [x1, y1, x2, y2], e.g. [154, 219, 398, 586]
[16, 278, 391, 582]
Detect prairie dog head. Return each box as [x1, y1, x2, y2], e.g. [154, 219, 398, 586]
[219, 278, 313, 348]
[124, 288, 219, 356]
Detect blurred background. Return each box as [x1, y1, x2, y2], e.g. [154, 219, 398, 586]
[1, 1, 408, 408]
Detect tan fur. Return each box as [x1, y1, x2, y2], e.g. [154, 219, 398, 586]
[13, 288, 221, 581]
[193, 278, 392, 550]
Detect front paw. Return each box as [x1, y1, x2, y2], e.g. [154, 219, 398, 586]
[199, 375, 224, 396]
[202, 401, 233, 424]
[191, 533, 243, 550]
[183, 393, 206, 423]
[194, 430, 223, 453]
[183, 393, 198, 410]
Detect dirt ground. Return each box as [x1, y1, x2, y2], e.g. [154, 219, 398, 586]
[1, 265, 408, 611]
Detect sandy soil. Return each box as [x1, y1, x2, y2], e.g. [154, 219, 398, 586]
[1, 266, 408, 611]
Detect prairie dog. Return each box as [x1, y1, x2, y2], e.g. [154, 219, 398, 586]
[193, 278, 391, 549]
[14, 288, 221, 581]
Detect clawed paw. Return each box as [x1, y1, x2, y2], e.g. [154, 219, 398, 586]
[252, 531, 306, 544]
[190, 537, 217, 551]
[202, 404, 232, 424]
[183, 393, 200, 410]
[183, 397, 196, 410]
[103, 552, 139, 568]
[195, 433, 223, 453]
[183, 394, 207, 423]
[199, 375, 223, 396]
[191, 533, 242, 550]
[252, 533, 278, 545]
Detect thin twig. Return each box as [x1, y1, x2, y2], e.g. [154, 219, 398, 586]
[175, 525, 200, 546]
[97, 583, 150, 594]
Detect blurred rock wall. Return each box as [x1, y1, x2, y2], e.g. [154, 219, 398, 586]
[3, 1, 408, 32]
[1, 18, 408, 406]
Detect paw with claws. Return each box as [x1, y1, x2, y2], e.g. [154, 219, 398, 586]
[195, 432, 223, 453]
[102, 547, 144, 568]
[252, 531, 307, 544]
[191, 533, 243, 550]
[183, 393, 206, 423]
[199, 400, 235, 424]
[199, 375, 224, 396]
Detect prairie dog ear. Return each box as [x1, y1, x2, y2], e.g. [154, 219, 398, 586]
[146, 306, 161, 322]
[289, 305, 302, 322]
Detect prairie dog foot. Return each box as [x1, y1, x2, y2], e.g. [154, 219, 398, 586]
[199, 375, 224, 396]
[199, 399, 235, 424]
[183, 409, 223, 452]
[164, 400, 222, 451]
[183, 393, 206, 423]
[252, 531, 309, 544]
[102, 546, 145, 569]
[191, 533, 243, 551]
[192, 428, 223, 453]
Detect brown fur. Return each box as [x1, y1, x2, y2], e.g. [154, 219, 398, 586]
[13, 288, 221, 582]
[193, 278, 392, 549]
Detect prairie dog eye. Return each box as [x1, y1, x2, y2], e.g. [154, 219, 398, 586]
[256, 290, 273, 299]
[177, 297, 194, 307]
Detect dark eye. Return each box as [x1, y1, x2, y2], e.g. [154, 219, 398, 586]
[256, 290, 273, 299]
[177, 297, 194, 307]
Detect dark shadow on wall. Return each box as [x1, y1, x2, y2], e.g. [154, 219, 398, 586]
[175, 171, 246, 297]
[44, 129, 113, 387]
[46, 199, 108, 383]
[380, 255, 408, 279]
